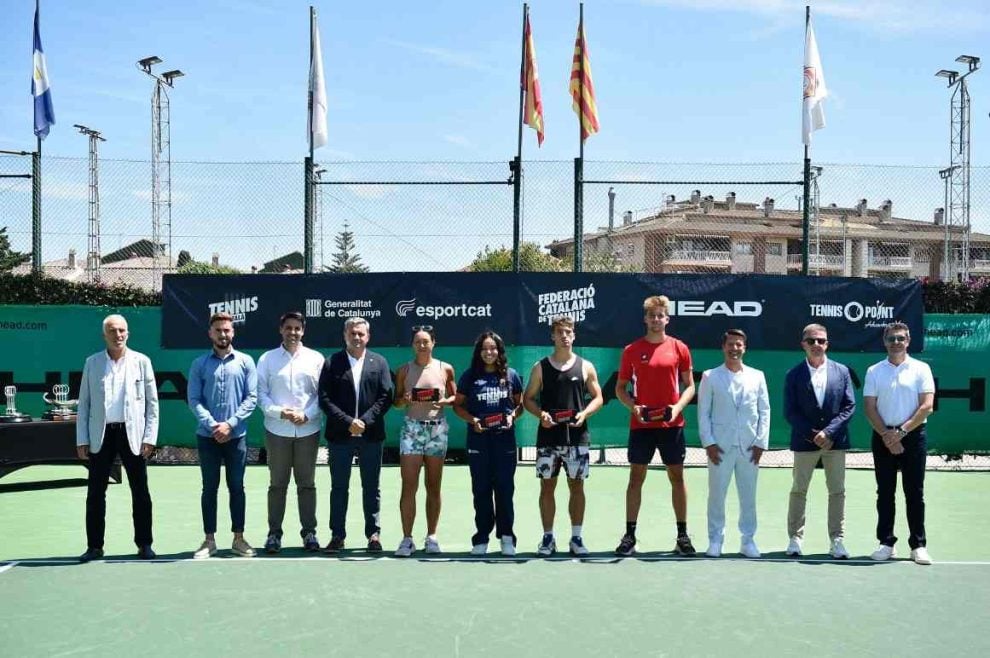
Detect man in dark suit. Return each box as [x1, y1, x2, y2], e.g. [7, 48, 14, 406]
[783, 323, 856, 559]
[318, 316, 393, 553]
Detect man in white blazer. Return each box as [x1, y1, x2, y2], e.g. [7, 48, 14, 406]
[697, 328, 770, 559]
[76, 314, 159, 562]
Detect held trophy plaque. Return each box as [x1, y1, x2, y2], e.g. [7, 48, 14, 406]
[1, 385, 33, 423]
[42, 384, 79, 422]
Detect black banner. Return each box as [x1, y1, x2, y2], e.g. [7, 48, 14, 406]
[162, 272, 923, 352]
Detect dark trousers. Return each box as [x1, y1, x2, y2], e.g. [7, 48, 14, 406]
[872, 427, 927, 549]
[197, 435, 247, 534]
[467, 432, 517, 546]
[328, 437, 383, 540]
[85, 424, 153, 549]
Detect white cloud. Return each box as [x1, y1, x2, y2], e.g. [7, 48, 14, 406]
[443, 134, 474, 149]
[382, 39, 497, 73]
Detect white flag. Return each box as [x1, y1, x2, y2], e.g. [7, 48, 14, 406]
[802, 18, 827, 146]
[309, 10, 328, 149]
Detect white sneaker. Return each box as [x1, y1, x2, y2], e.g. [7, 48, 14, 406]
[470, 542, 488, 556]
[705, 541, 722, 558]
[911, 547, 933, 565]
[786, 537, 803, 557]
[537, 534, 556, 556]
[568, 536, 590, 556]
[424, 536, 442, 554]
[500, 536, 516, 556]
[740, 540, 761, 559]
[394, 537, 416, 557]
[870, 544, 896, 561]
[193, 539, 217, 559]
[830, 538, 850, 560]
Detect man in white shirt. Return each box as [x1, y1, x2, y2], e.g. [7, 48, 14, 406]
[697, 328, 770, 559]
[256, 311, 325, 553]
[863, 321, 935, 565]
[76, 314, 159, 562]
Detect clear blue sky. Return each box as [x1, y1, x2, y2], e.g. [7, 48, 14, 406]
[2, 0, 988, 165]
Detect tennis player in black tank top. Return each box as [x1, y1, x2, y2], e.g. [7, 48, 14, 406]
[523, 316, 604, 557]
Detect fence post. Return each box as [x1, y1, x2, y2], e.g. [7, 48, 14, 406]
[573, 156, 584, 272]
[304, 156, 314, 274]
[511, 156, 522, 273]
[31, 149, 41, 274]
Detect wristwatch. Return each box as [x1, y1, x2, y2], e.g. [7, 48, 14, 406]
[896, 427, 907, 438]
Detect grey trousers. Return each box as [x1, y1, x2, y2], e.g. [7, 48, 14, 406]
[787, 449, 846, 541]
[265, 430, 319, 538]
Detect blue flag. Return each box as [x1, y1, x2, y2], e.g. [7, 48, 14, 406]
[32, 2, 55, 139]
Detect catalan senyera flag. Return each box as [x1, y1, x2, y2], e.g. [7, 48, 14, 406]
[522, 11, 544, 146]
[569, 16, 599, 142]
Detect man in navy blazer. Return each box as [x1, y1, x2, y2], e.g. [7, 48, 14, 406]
[783, 323, 856, 559]
[318, 316, 394, 552]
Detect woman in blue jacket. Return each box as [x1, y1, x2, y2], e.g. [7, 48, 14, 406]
[453, 331, 523, 557]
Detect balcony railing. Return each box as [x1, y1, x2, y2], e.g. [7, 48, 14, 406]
[868, 255, 912, 269]
[667, 249, 731, 263]
[952, 259, 990, 271]
[786, 253, 845, 268]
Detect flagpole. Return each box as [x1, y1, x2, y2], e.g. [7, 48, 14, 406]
[31, 0, 43, 274]
[801, 5, 811, 276]
[573, 2, 585, 273]
[304, 5, 315, 273]
[512, 3, 527, 273]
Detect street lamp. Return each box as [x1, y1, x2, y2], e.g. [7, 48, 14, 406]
[137, 55, 183, 291]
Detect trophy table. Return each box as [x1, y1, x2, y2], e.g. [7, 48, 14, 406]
[0, 386, 32, 424]
[42, 384, 79, 422]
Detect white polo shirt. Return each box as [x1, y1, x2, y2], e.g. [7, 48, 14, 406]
[863, 355, 935, 427]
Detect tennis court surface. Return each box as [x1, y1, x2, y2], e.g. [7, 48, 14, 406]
[2, 464, 988, 657]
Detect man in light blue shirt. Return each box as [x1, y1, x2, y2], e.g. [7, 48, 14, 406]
[188, 312, 258, 558]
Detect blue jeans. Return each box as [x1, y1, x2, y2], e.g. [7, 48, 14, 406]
[197, 435, 247, 534]
[328, 438, 383, 540]
[467, 431, 517, 546]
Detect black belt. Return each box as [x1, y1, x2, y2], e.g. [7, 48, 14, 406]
[410, 418, 444, 426]
[106, 422, 126, 430]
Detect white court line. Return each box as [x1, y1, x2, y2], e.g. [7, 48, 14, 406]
[5, 556, 990, 566]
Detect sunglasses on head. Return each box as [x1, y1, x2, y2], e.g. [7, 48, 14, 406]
[411, 325, 434, 334]
[803, 337, 828, 345]
[885, 335, 908, 344]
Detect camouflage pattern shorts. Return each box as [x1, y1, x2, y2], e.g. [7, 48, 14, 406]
[399, 418, 449, 457]
[535, 445, 590, 480]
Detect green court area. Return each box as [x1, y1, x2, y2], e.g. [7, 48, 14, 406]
[1, 464, 989, 657]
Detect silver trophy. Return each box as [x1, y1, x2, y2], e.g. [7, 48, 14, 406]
[42, 384, 79, 421]
[1, 385, 32, 423]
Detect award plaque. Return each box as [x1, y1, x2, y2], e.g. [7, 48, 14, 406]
[550, 409, 576, 424]
[42, 384, 79, 422]
[411, 387, 440, 403]
[480, 413, 508, 430]
[639, 406, 673, 423]
[0, 385, 32, 423]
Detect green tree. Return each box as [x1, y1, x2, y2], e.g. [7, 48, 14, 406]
[0, 226, 30, 273]
[467, 241, 565, 272]
[325, 223, 369, 273]
[176, 250, 193, 268]
[177, 260, 241, 275]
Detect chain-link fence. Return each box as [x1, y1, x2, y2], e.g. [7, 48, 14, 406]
[3, 155, 990, 287]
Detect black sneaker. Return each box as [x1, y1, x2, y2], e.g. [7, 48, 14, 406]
[367, 535, 383, 553]
[264, 534, 281, 554]
[675, 535, 697, 556]
[324, 536, 345, 554]
[78, 547, 104, 563]
[615, 534, 636, 557]
[303, 532, 321, 552]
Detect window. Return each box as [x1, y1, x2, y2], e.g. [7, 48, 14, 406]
[767, 242, 783, 256]
[734, 242, 753, 255]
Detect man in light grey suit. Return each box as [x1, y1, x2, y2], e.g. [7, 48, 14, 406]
[76, 314, 159, 562]
[698, 328, 770, 559]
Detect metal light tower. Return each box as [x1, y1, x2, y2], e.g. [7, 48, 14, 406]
[138, 56, 183, 290]
[936, 55, 979, 281]
[74, 124, 106, 282]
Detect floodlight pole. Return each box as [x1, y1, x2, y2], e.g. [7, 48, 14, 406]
[74, 124, 106, 282]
